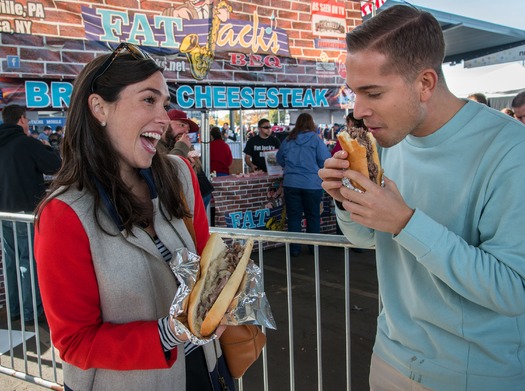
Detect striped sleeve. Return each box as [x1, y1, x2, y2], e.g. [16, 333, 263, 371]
[158, 316, 184, 352]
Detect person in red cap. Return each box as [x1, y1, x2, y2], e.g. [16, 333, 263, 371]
[162, 109, 199, 153]
[161, 109, 214, 208]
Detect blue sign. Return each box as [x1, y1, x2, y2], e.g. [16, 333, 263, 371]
[29, 117, 66, 128]
[6, 55, 20, 69]
[176, 85, 330, 110]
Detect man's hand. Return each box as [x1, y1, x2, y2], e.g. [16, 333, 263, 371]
[176, 133, 192, 148]
[319, 150, 414, 235]
[318, 150, 351, 203]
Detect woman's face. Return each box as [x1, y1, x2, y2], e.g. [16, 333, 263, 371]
[103, 71, 170, 178]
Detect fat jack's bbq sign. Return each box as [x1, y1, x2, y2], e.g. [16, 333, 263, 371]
[0, 0, 355, 109]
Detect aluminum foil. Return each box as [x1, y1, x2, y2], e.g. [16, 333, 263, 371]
[168, 245, 276, 345]
[341, 174, 385, 193]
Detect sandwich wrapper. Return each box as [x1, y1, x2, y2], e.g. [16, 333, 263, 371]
[168, 247, 276, 345]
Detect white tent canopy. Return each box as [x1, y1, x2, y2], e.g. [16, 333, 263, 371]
[443, 61, 525, 109]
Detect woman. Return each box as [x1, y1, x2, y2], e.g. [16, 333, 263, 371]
[276, 112, 331, 256]
[34, 43, 232, 391]
[209, 126, 233, 176]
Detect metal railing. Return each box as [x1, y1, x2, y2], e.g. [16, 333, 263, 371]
[0, 211, 375, 390]
[0, 212, 63, 390]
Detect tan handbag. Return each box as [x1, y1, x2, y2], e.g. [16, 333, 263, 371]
[220, 325, 266, 378]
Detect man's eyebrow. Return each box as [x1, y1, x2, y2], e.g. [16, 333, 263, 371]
[352, 84, 382, 92]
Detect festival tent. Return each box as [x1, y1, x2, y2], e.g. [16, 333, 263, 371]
[443, 61, 525, 109]
[376, 0, 525, 65]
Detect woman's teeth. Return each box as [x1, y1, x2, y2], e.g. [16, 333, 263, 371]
[141, 132, 161, 140]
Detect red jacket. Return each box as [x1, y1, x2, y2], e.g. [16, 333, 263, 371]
[210, 139, 233, 175]
[34, 159, 209, 371]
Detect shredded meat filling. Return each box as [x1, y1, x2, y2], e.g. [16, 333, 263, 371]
[196, 242, 244, 321]
[348, 127, 379, 183]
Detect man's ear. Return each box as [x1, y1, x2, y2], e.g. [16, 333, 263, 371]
[418, 69, 438, 103]
[88, 94, 107, 124]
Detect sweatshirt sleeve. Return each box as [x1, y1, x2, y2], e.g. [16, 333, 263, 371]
[335, 205, 375, 248]
[317, 139, 331, 166]
[276, 142, 285, 167]
[394, 139, 525, 316]
[34, 200, 177, 370]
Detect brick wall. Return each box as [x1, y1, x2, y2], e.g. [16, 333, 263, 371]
[212, 173, 337, 243]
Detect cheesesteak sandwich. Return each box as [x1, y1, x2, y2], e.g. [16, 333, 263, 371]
[188, 233, 254, 338]
[337, 127, 382, 192]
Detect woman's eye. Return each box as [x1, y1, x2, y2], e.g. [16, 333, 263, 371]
[144, 96, 155, 104]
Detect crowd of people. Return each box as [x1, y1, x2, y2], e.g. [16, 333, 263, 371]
[1, 4, 525, 390]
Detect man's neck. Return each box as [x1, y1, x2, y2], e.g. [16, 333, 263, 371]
[414, 88, 466, 138]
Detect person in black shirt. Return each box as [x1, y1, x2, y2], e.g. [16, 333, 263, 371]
[0, 104, 61, 322]
[243, 118, 280, 172]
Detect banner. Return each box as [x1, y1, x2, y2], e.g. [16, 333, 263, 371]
[311, 0, 347, 38]
[0, 0, 359, 88]
[464, 44, 525, 68]
[0, 78, 352, 110]
[360, 0, 386, 17]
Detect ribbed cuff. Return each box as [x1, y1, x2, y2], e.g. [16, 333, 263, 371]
[158, 316, 184, 352]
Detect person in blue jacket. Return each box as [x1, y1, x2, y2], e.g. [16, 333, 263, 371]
[277, 112, 331, 256]
[319, 5, 525, 391]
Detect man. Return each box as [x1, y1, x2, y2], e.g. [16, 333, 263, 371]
[160, 109, 214, 207]
[0, 104, 61, 322]
[511, 90, 525, 124]
[319, 5, 525, 390]
[221, 121, 236, 142]
[243, 118, 281, 172]
[467, 92, 489, 106]
[38, 125, 52, 142]
[160, 108, 199, 154]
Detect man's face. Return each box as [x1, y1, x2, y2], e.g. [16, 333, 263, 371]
[170, 120, 190, 138]
[162, 119, 191, 149]
[258, 122, 272, 138]
[19, 115, 29, 135]
[513, 104, 525, 124]
[346, 50, 426, 148]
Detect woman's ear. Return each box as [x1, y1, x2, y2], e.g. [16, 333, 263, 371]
[89, 94, 107, 125]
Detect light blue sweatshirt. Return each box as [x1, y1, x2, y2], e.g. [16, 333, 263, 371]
[337, 100, 525, 390]
[276, 131, 331, 189]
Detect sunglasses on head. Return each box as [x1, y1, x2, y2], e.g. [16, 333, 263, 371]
[90, 42, 153, 93]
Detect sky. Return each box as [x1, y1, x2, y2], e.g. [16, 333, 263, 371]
[408, 0, 525, 29]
